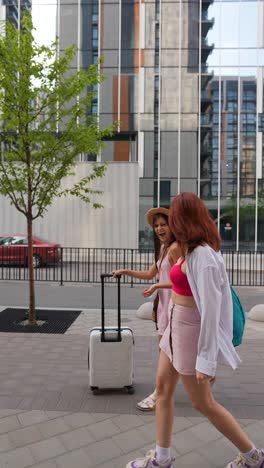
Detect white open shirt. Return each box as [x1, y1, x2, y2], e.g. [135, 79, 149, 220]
[186, 245, 241, 377]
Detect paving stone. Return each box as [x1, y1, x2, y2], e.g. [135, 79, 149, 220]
[0, 433, 13, 453]
[59, 427, 94, 451]
[36, 417, 71, 438]
[44, 411, 69, 419]
[172, 416, 194, 433]
[175, 451, 218, 468]
[25, 461, 58, 468]
[137, 422, 156, 444]
[62, 412, 94, 429]
[84, 438, 123, 465]
[171, 427, 205, 455]
[0, 445, 35, 468]
[18, 411, 49, 427]
[243, 421, 264, 446]
[8, 425, 43, 449]
[112, 414, 144, 431]
[189, 421, 222, 443]
[28, 436, 66, 463]
[110, 449, 145, 468]
[113, 427, 152, 453]
[196, 438, 237, 466]
[55, 448, 91, 468]
[91, 412, 118, 423]
[87, 418, 121, 441]
[0, 415, 21, 434]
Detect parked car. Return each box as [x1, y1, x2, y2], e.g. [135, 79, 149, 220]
[0, 235, 61, 268]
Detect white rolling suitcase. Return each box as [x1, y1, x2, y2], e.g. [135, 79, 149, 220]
[88, 274, 134, 395]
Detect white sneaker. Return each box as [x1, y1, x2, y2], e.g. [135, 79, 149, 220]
[126, 449, 174, 468]
[226, 449, 264, 468]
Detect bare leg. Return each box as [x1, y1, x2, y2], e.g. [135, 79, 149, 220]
[150, 335, 163, 399]
[155, 350, 179, 447]
[136, 335, 163, 410]
[181, 374, 253, 452]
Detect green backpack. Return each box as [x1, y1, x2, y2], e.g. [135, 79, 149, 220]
[230, 286, 246, 347]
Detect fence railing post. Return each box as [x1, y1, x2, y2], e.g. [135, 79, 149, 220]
[131, 249, 134, 288]
[60, 247, 64, 286]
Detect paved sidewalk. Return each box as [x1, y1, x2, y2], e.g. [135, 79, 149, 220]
[0, 302, 263, 467]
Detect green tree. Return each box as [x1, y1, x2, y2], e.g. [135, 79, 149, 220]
[223, 196, 264, 224]
[0, 14, 113, 324]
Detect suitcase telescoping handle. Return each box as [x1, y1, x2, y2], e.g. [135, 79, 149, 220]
[100, 274, 121, 342]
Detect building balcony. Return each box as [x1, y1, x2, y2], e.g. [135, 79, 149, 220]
[201, 168, 211, 179]
[201, 89, 212, 112]
[201, 64, 214, 88]
[202, 38, 214, 62]
[201, 113, 212, 126]
[201, 143, 212, 162]
[202, 0, 214, 11]
[201, 113, 212, 140]
[202, 16, 215, 36]
[102, 131, 137, 142]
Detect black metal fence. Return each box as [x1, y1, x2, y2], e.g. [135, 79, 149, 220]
[0, 247, 264, 286]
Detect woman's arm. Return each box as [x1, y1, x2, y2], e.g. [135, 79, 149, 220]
[112, 262, 157, 280]
[195, 265, 222, 378]
[143, 281, 172, 297]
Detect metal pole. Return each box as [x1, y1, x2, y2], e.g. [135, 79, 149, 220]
[217, 0, 223, 231]
[177, 0, 182, 195]
[197, 0, 202, 197]
[56, 0, 61, 133]
[97, 0, 102, 161]
[137, 0, 141, 166]
[236, 0, 242, 251]
[117, 0, 122, 132]
[157, 0, 162, 206]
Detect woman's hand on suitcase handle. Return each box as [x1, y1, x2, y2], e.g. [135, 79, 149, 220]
[112, 269, 127, 277]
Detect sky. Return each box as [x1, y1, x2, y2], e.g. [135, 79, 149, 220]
[208, 1, 264, 76]
[32, 0, 57, 46]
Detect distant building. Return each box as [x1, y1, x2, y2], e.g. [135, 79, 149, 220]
[58, 0, 215, 247]
[207, 77, 259, 200]
[1, 0, 31, 26]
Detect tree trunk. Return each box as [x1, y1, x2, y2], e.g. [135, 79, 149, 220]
[27, 215, 36, 325]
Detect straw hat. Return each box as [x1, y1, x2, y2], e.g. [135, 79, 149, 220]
[146, 207, 169, 227]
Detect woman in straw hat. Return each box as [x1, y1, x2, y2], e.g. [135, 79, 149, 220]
[113, 207, 179, 411]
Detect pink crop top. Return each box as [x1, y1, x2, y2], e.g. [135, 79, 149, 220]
[170, 259, 193, 297]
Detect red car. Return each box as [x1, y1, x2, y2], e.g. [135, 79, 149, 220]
[0, 235, 61, 268]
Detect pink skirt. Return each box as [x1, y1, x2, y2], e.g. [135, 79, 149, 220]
[157, 288, 171, 336]
[159, 303, 201, 375]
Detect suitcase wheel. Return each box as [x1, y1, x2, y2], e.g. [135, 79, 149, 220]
[90, 386, 101, 395]
[125, 385, 135, 395]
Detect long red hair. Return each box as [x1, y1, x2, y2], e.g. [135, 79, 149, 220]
[169, 192, 221, 254]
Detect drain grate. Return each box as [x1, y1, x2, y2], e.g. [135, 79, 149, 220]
[0, 308, 82, 334]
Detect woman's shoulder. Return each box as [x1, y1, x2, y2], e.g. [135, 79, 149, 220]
[168, 241, 181, 258]
[168, 241, 179, 253]
[188, 244, 222, 267]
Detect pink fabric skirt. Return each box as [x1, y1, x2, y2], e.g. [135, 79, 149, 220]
[157, 288, 171, 336]
[159, 303, 201, 375]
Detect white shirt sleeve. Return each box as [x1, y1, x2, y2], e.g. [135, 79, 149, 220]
[195, 265, 222, 377]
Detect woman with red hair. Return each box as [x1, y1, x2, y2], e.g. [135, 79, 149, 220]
[126, 193, 263, 468]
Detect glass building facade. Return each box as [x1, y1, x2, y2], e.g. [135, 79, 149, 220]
[12, 0, 264, 249]
[0, 0, 31, 26]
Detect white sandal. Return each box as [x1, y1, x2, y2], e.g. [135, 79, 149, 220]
[136, 393, 156, 412]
